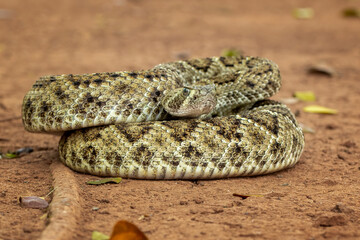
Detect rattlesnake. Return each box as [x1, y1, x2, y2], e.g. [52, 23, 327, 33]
[22, 56, 304, 179]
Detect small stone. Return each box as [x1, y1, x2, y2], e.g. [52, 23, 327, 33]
[99, 211, 110, 215]
[325, 124, 337, 130]
[331, 203, 354, 214]
[337, 154, 346, 160]
[322, 179, 338, 186]
[98, 199, 110, 203]
[194, 198, 204, 204]
[23, 227, 32, 233]
[92, 207, 100, 211]
[233, 201, 243, 206]
[138, 214, 150, 221]
[167, 216, 177, 221]
[341, 141, 356, 149]
[189, 209, 197, 214]
[315, 215, 347, 227]
[212, 208, 224, 214]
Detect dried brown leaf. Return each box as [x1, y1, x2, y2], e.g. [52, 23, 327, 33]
[19, 196, 49, 209]
[342, 8, 360, 18]
[308, 63, 336, 77]
[110, 220, 148, 240]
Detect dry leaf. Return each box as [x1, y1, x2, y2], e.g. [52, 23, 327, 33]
[110, 220, 148, 240]
[308, 63, 336, 77]
[294, 91, 316, 102]
[280, 97, 299, 105]
[299, 123, 315, 133]
[303, 105, 338, 114]
[293, 8, 314, 19]
[342, 8, 360, 18]
[86, 177, 122, 185]
[19, 196, 49, 209]
[138, 215, 150, 221]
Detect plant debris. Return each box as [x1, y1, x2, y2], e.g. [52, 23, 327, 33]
[294, 91, 316, 102]
[86, 177, 122, 185]
[19, 196, 49, 209]
[293, 8, 314, 19]
[308, 63, 336, 77]
[280, 97, 299, 105]
[92, 220, 148, 240]
[110, 220, 148, 240]
[299, 123, 315, 133]
[92, 231, 110, 240]
[342, 8, 360, 18]
[0, 147, 33, 159]
[221, 48, 243, 57]
[303, 105, 338, 114]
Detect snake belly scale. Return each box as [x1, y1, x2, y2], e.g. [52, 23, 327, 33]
[22, 56, 304, 179]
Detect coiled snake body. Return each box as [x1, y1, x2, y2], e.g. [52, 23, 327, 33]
[22, 56, 304, 179]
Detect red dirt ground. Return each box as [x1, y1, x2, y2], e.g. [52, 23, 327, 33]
[0, 0, 359, 239]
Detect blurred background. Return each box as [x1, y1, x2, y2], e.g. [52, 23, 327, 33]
[1, 0, 359, 115]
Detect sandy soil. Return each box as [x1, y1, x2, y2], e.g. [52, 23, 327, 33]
[0, 0, 359, 239]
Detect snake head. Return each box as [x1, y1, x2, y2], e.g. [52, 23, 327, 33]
[161, 84, 217, 118]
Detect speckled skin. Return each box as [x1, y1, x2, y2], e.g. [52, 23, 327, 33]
[22, 56, 304, 179]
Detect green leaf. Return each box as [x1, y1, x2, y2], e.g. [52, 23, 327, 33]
[86, 177, 122, 185]
[91, 231, 109, 240]
[4, 152, 18, 158]
[293, 8, 314, 19]
[1, 147, 33, 159]
[221, 48, 242, 57]
[303, 105, 337, 114]
[294, 91, 316, 102]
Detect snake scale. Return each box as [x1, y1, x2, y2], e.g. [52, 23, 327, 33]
[22, 56, 304, 179]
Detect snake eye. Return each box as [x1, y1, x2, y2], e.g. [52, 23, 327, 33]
[182, 88, 190, 96]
